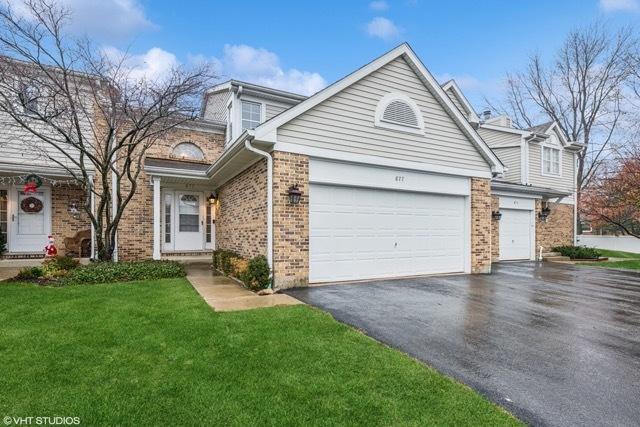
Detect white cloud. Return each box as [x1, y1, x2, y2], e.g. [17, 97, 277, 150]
[369, 1, 389, 11]
[365, 17, 401, 41]
[436, 73, 481, 91]
[103, 46, 178, 81]
[206, 44, 326, 96]
[10, 0, 156, 40]
[599, 0, 639, 11]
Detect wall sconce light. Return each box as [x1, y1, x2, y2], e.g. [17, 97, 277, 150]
[207, 192, 217, 204]
[538, 203, 551, 222]
[492, 211, 502, 221]
[287, 184, 302, 205]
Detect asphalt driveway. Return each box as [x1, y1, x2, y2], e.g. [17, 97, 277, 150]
[286, 262, 640, 427]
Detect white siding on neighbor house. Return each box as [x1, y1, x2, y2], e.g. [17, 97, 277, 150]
[478, 127, 521, 148]
[203, 91, 231, 122]
[266, 103, 288, 120]
[492, 146, 521, 183]
[445, 88, 466, 116]
[277, 57, 490, 173]
[528, 143, 576, 194]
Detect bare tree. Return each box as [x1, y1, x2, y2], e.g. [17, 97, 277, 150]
[0, 0, 213, 260]
[492, 22, 637, 222]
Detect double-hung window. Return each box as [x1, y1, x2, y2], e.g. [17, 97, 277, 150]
[241, 101, 261, 130]
[542, 146, 560, 175]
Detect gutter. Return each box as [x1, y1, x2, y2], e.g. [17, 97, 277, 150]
[243, 138, 274, 288]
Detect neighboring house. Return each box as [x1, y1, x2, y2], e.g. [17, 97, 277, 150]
[2, 42, 582, 288]
[442, 81, 582, 261]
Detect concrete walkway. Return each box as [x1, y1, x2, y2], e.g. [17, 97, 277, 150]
[186, 264, 302, 312]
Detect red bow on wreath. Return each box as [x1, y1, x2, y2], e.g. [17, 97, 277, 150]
[23, 174, 42, 193]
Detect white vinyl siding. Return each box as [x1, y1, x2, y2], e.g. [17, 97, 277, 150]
[528, 144, 575, 194]
[445, 87, 468, 118]
[477, 127, 521, 148]
[265, 103, 288, 120]
[277, 57, 490, 172]
[492, 146, 521, 183]
[203, 91, 231, 122]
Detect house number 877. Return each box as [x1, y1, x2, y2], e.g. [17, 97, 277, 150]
[395, 176, 405, 182]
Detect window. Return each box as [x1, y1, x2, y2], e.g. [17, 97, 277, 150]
[241, 101, 261, 130]
[18, 84, 39, 114]
[227, 103, 233, 143]
[374, 92, 424, 134]
[164, 194, 172, 243]
[205, 204, 212, 243]
[178, 195, 199, 232]
[542, 146, 561, 175]
[0, 190, 6, 244]
[172, 142, 204, 161]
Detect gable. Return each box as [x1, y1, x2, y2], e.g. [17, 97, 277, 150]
[276, 57, 492, 174]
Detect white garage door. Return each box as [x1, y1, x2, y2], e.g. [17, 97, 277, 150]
[499, 209, 532, 260]
[309, 184, 466, 283]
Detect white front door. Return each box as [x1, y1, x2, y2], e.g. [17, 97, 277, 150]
[10, 187, 51, 252]
[174, 192, 203, 251]
[499, 209, 533, 260]
[309, 184, 466, 283]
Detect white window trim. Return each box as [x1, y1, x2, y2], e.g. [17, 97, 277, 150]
[540, 144, 562, 177]
[374, 92, 425, 135]
[240, 98, 265, 132]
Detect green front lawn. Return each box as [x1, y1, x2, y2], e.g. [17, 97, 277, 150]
[579, 248, 640, 270]
[0, 279, 519, 426]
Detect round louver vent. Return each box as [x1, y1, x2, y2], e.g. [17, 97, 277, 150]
[382, 100, 419, 127]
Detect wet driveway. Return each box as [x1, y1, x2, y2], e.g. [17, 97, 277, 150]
[285, 262, 640, 427]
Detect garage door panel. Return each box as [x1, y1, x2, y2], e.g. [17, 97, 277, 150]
[309, 184, 466, 282]
[499, 209, 533, 261]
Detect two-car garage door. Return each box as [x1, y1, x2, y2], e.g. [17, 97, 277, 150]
[309, 183, 467, 283]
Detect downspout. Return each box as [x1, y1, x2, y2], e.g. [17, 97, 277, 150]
[244, 138, 273, 287]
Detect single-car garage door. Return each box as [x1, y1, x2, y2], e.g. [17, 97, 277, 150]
[499, 208, 533, 260]
[309, 184, 466, 283]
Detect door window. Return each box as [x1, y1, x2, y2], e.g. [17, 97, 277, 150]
[0, 190, 6, 242]
[179, 194, 199, 232]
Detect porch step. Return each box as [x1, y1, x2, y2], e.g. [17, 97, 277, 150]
[1, 252, 44, 260]
[541, 252, 562, 258]
[162, 251, 213, 265]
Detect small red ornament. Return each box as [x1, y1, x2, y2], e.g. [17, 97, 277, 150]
[44, 235, 57, 257]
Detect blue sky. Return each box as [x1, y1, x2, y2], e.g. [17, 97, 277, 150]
[36, 0, 640, 110]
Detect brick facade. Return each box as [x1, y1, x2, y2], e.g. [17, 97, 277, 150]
[490, 195, 500, 262]
[215, 159, 268, 259]
[272, 151, 309, 289]
[536, 201, 574, 251]
[116, 124, 225, 260]
[470, 178, 492, 273]
[51, 185, 91, 255]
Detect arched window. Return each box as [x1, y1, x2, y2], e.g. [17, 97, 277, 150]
[172, 142, 205, 161]
[374, 92, 424, 134]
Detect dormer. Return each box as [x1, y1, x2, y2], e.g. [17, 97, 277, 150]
[202, 80, 306, 146]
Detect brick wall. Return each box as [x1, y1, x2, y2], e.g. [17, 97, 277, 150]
[116, 125, 225, 260]
[215, 159, 268, 259]
[490, 195, 500, 262]
[536, 201, 574, 251]
[471, 178, 492, 273]
[51, 185, 91, 255]
[272, 151, 309, 289]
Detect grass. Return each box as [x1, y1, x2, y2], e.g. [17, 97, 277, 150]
[0, 279, 520, 426]
[577, 248, 640, 271]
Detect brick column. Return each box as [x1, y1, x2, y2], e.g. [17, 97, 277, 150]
[470, 178, 492, 273]
[490, 195, 500, 262]
[272, 151, 309, 289]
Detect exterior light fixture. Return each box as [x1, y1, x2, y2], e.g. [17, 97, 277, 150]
[492, 211, 502, 221]
[287, 185, 302, 205]
[207, 192, 217, 204]
[538, 203, 551, 222]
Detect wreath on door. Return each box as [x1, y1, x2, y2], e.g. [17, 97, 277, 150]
[21, 196, 43, 213]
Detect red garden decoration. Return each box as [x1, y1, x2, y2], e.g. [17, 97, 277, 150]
[23, 174, 43, 193]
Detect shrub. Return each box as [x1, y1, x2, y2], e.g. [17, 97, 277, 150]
[552, 245, 601, 260]
[59, 260, 185, 286]
[16, 266, 43, 280]
[229, 257, 249, 278]
[42, 256, 79, 277]
[213, 250, 241, 275]
[0, 233, 6, 254]
[240, 255, 271, 291]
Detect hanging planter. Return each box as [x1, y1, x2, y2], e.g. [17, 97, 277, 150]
[21, 196, 43, 213]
